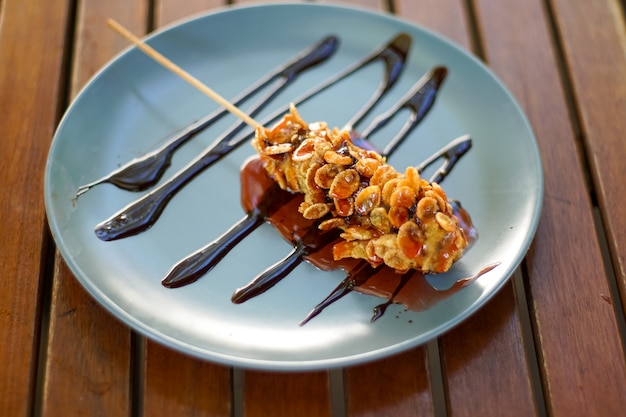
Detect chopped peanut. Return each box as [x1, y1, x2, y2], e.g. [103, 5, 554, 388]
[252, 104, 468, 273]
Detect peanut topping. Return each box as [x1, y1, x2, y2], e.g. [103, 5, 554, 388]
[302, 203, 331, 220]
[314, 164, 341, 189]
[355, 157, 382, 177]
[251, 104, 469, 273]
[329, 169, 360, 199]
[355, 185, 381, 215]
[390, 185, 417, 208]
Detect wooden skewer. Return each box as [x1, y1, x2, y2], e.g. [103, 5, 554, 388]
[107, 18, 262, 130]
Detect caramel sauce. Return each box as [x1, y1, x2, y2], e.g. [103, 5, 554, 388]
[238, 156, 491, 324]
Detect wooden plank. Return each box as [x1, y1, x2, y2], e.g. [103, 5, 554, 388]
[395, 0, 471, 50]
[317, 0, 384, 10]
[139, 3, 233, 417]
[474, 0, 626, 415]
[441, 283, 537, 416]
[70, 0, 149, 92]
[39, 1, 148, 416]
[243, 371, 332, 417]
[345, 347, 434, 417]
[0, 0, 71, 415]
[550, 0, 626, 314]
[41, 258, 133, 416]
[143, 342, 232, 416]
[154, 0, 223, 26]
[234, 0, 382, 7]
[396, 2, 537, 416]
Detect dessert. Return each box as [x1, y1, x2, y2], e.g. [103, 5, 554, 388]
[252, 104, 469, 274]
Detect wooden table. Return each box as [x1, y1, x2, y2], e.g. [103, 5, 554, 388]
[2, 0, 626, 415]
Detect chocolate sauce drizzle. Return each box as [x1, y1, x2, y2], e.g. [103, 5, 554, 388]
[365, 272, 412, 323]
[76, 36, 340, 195]
[92, 33, 412, 241]
[162, 66, 448, 289]
[300, 260, 499, 325]
[227, 131, 473, 320]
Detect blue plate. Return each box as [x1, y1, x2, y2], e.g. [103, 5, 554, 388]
[44, 3, 542, 370]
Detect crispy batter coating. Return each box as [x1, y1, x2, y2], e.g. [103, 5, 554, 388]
[252, 104, 468, 273]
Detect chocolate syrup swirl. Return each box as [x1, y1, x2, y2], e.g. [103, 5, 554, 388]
[361, 66, 447, 156]
[300, 261, 498, 325]
[416, 134, 472, 183]
[370, 273, 413, 322]
[94, 33, 412, 241]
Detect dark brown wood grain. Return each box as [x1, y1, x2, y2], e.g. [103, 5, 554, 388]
[475, 0, 626, 415]
[154, 0, 223, 26]
[441, 283, 537, 416]
[143, 342, 232, 416]
[41, 258, 132, 416]
[345, 347, 434, 417]
[0, 0, 71, 415]
[243, 370, 332, 417]
[395, 0, 471, 50]
[39, 1, 148, 416]
[550, 0, 626, 315]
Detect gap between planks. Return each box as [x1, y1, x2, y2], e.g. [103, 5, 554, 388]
[232, 367, 244, 417]
[512, 267, 548, 417]
[592, 209, 626, 355]
[426, 338, 448, 417]
[32, 238, 58, 417]
[131, 332, 146, 417]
